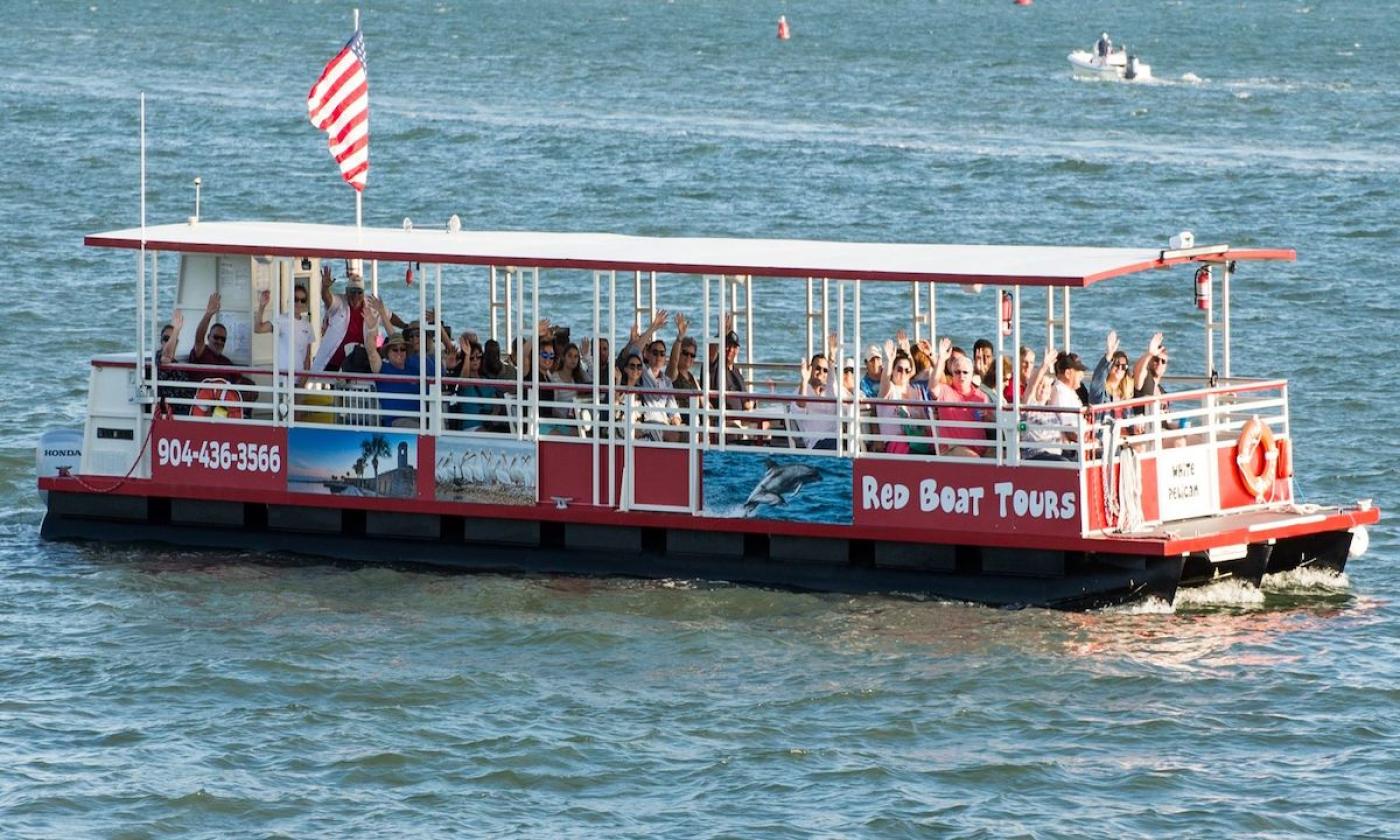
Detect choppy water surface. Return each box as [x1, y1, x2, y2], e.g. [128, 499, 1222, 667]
[2, 1, 1398, 835]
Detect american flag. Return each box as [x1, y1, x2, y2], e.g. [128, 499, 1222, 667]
[307, 29, 369, 192]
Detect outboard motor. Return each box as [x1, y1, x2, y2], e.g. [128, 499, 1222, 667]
[1125, 53, 1140, 81]
[36, 427, 83, 501]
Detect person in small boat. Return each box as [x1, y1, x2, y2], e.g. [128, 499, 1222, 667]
[860, 346, 883, 399]
[666, 313, 702, 428]
[254, 287, 312, 379]
[971, 338, 995, 392]
[876, 342, 930, 455]
[547, 342, 590, 437]
[616, 350, 653, 438]
[579, 336, 613, 385]
[187, 292, 255, 394]
[709, 325, 769, 443]
[618, 311, 684, 441]
[314, 269, 391, 372]
[789, 353, 843, 450]
[930, 337, 993, 457]
[1017, 350, 1083, 461]
[1131, 331, 1185, 439]
[364, 310, 436, 428]
[153, 310, 192, 414]
[1089, 329, 1134, 409]
[1096, 32, 1112, 58]
[1004, 346, 1036, 402]
[446, 339, 495, 432]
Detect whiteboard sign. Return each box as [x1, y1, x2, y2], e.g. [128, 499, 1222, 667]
[1155, 445, 1216, 521]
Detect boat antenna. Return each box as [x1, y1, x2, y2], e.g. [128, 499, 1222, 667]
[138, 92, 149, 399]
[191, 176, 201, 224]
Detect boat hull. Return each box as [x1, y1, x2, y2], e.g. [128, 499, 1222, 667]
[1068, 50, 1152, 82]
[41, 489, 1182, 611]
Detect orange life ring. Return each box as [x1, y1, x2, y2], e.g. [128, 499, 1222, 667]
[191, 379, 245, 419]
[1234, 416, 1278, 500]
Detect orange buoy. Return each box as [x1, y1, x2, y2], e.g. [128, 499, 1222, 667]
[777, 15, 790, 40]
[191, 379, 245, 420]
[1234, 416, 1278, 500]
[1014, 0, 1032, 5]
[1275, 435, 1294, 480]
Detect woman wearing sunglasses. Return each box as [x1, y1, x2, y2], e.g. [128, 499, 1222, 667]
[1089, 329, 1134, 410]
[875, 338, 930, 455]
[666, 313, 702, 427]
[615, 350, 651, 438]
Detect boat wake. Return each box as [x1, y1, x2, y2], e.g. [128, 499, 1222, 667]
[1100, 595, 1175, 615]
[1261, 566, 1350, 593]
[1172, 578, 1266, 610]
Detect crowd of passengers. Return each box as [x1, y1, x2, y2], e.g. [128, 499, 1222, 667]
[153, 268, 1177, 458]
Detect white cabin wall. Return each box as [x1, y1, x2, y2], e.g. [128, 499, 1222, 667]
[80, 354, 146, 478]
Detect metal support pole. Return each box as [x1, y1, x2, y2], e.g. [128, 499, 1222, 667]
[591, 270, 601, 506]
[1222, 262, 1232, 379]
[608, 269, 617, 506]
[1011, 285, 1022, 467]
[1061, 287, 1072, 353]
[845, 278, 856, 456]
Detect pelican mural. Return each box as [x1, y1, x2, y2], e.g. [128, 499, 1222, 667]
[434, 438, 536, 505]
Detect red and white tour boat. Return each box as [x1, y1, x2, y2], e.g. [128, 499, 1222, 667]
[38, 220, 1379, 609]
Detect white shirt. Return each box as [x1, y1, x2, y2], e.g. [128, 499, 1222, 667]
[273, 312, 313, 372]
[1023, 379, 1081, 458]
[790, 377, 844, 448]
[640, 364, 679, 425]
[311, 293, 352, 372]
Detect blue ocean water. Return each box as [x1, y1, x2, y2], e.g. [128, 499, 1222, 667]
[2, 1, 1398, 836]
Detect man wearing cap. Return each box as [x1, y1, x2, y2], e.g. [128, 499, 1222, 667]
[708, 327, 770, 441]
[1049, 351, 1089, 456]
[860, 345, 883, 399]
[313, 266, 392, 372]
[364, 306, 436, 428]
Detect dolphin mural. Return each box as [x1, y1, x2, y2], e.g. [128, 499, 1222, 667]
[743, 458, 822, 516]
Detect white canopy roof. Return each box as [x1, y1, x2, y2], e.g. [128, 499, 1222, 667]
[86, 221, 1293, 287]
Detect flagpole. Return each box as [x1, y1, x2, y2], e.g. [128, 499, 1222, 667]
[353, 7, 362, 231]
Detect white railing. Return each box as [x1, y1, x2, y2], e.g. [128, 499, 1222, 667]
[130, 359, 1289, 475]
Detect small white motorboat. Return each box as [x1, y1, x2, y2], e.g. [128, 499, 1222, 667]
[1068, 48, 1151, 82]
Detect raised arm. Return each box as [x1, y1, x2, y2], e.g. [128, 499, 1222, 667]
[190, 292, 220, 359]
[254, 290, 274, 334]
[320, 265, 335, 309]
[879, 339, 896, 396]
[1024, 348, 1056, 405]
[666, 312, 689, 380]
[363, 305, 383, 374]
[933, 336, 952, 385]
[1088, 329, 1116, 402]
[161, 310, 184, 365]
[1133, 331, 1163, 391]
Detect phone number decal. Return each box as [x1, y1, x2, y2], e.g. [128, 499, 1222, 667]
[157, 437, 283, 473]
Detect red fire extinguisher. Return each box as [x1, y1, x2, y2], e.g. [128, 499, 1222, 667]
[1000, 291, 1013, 336]
[1194, 265, 1212, 311]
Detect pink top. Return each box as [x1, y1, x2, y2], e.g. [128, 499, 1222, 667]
[931, 381, 991, 452]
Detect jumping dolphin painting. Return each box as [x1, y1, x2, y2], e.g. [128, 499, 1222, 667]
[742, 458, 822, 516]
